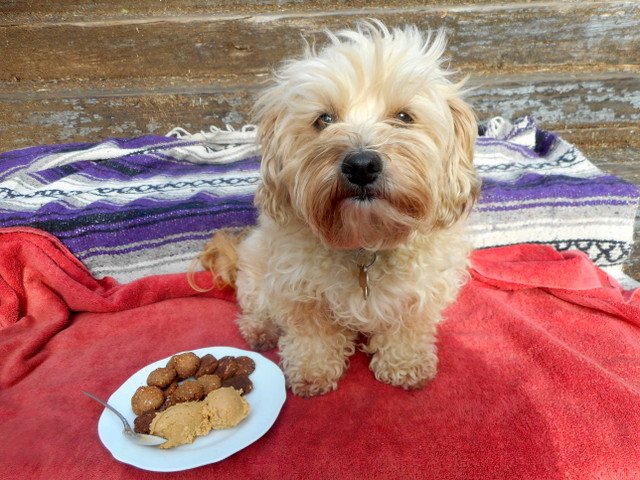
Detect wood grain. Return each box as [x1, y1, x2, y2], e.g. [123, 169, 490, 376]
[0, 0, 598, 24]
[626, 221, 640, 281]
[2, 2, 638, 92]
[0, 90, 255, 149]
[467, 73, 640, 130]
[2, 73, 637, 152]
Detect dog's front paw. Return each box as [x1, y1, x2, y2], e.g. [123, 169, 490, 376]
[369, 345, 438, 390]
[287, 373, 339, 398]
[279, 334, 353, 397]
[282, 356, 345, 397]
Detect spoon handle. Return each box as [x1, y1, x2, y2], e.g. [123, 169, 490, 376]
[82, 390, 134, 431]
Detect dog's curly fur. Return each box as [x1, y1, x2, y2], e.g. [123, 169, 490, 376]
[198, 21, 480, 397]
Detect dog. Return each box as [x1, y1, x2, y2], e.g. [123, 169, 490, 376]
[198, 21, 480, 397]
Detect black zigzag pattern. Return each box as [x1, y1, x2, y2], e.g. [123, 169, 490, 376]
[529, 239, 631, 266]
[476, 147, 583, 173]
[0, 176, 261, 200]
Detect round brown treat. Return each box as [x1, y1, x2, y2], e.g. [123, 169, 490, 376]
[159, 394, 177, 411]
[197, 374, 222, 395]
[170, 379, 205, 403]
[195, 354, 218, 378]
[222, 375, 254, 395]
[234, 356, 256, 376]
[163, 380, 178, 397]
[134, 411, 157, 434]
[147, 366, 177, 388]
[168, 352, 201, 379]
[131, 386, 164, 415]
[213, 356, 238, 380]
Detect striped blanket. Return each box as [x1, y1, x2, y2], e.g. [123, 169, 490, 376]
[1, 117, 638, 286]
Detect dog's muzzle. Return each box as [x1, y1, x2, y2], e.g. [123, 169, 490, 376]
[341, 151, 382, 188]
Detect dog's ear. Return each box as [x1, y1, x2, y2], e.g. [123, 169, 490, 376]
[435, 96, 481, 228]
[254, 89, 293, 225]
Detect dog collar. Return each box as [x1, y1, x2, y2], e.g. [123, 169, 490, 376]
[355, 249, 377, 300]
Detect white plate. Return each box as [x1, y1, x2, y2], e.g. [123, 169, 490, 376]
[97, 346, 286, 472]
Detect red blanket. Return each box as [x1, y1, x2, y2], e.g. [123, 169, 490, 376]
[1, 227, 639, 480]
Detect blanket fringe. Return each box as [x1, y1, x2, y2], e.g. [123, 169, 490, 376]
[167, 124, 257, 144]
[166, 124, 260, 163]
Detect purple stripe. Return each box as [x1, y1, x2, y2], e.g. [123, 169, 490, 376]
[75, 232, 220, 259]
[0, 199, 254, 226]
[481, 174, 640, 202]
[33, 154, 261, 183]
[106, 135, 189, 149]
[504, 118, 535, 139]
[0, 141, 97, 160]
[0, 193, 258, 254]
[476, 138, 540, 159]
[63, 208, 257, 255]
[0, 135, 199, 180]
[0, 190, 254, 217]
[0, 143, 95, 179]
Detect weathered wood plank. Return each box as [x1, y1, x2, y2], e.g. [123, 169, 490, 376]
[624, 210, 640, 282]
[0, 90, 255, 150]
[626, 233, 640, 273]
[572, 146, 640, 180]
[467, 73, 640, 130]
[2, 3, 638, 92]
[1, 72, 637, 153]
[0, 0, 594, 24]
[558, 126, 640, 161]
[624, 254, 640, 283]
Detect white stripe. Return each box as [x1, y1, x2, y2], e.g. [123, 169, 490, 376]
[470, 216, 634, 232]
[0, 173, 260, 209]
[470, 226, 634, 248]
[87, 253, 197, 283]
[476, 195, 639, 209]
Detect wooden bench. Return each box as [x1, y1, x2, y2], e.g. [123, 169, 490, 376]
[1, 0, 638, 279]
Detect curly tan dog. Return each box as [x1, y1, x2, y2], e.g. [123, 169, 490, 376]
[198, 21, 480, 397]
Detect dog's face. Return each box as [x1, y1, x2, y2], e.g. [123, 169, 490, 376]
[254, 22, 480, 250]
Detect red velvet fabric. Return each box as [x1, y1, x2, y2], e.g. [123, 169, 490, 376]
[1, 227, 639, 479]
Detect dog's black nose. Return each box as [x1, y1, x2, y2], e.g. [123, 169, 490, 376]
[341, 151, 382, 187]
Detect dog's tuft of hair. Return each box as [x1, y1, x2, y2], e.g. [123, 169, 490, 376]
[199, 20, 480, 397]
[253, 20, 479, 250]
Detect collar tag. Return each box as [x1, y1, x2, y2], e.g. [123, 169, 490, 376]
[355, 249, 377, 301]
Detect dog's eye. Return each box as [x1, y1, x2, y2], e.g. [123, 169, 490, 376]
[395, 112, 414, 124]
[314, 113, 335, 130]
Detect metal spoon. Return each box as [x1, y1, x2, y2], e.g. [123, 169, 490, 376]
[83, 390, 165, 447]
